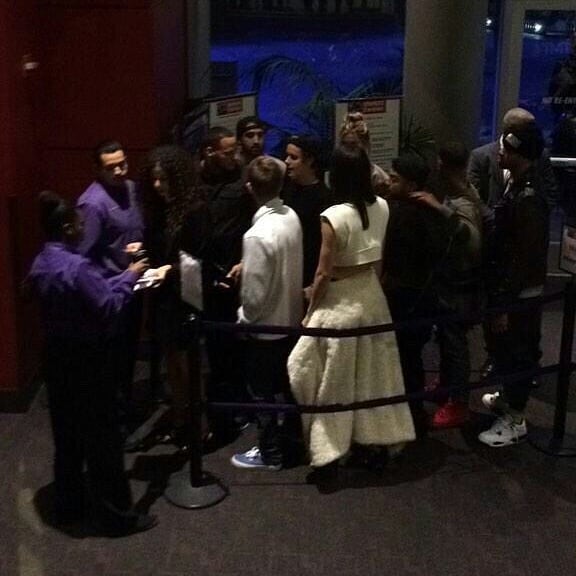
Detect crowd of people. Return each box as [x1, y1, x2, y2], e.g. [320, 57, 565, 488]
[27, 106, 554, 534]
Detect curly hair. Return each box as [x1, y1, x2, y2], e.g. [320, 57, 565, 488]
[140, 145, 204, 238]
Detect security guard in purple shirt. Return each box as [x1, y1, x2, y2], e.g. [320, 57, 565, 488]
[27, 191, 156, 536]
[77, 140, 144, 275]
[76, 140, 145, 420]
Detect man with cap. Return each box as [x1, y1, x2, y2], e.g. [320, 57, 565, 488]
[236, 116, 267, 168]
[468, 107, 557, 210]
[478, 123, 549, 448]
[469, 108, 556, 382]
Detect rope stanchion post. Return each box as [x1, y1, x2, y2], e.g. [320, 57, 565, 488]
[164, 314, 228, 508]
[530, 276, 576, 456]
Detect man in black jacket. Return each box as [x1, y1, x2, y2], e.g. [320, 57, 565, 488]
[478, 124, 549, 448]
[282, 135, 332, 288]
[383, 154, 461, 434]
[199, 126, 256, 433]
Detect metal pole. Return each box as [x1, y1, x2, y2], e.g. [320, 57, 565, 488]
[187, 316, 204, 485]
[165, 315, 228, 508]
[552, 276, 576, 443]
[530, 277, 576, 456]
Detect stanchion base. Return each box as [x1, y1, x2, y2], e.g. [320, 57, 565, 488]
[529, 429, 576, 457]
[165, 470, 228, 509]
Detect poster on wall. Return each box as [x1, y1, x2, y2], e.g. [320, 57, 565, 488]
[207, 92, 257, 133]
[560, 223, 576, 275]
[335, 96, 401, 170]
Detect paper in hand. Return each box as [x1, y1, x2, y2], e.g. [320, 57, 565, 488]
[180, 250, 203, 311]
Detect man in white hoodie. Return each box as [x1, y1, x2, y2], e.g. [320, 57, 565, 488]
[231, 156, 303, 470]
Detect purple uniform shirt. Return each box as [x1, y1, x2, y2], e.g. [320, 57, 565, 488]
[76, 180, 144, 277]
[27, 242, 139, 341]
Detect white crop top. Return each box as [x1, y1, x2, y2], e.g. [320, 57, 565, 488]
[320, 196, 389, 267]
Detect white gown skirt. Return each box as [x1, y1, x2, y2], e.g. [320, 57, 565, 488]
[288, 269, 415, 467]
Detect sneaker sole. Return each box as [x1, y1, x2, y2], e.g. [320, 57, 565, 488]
[230, 456, 282, 471]
[478, 433, 527, 448]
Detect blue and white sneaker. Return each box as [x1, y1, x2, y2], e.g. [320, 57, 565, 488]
[230, 446, 282, 470]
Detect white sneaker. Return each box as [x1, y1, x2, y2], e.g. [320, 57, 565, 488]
[478, 415, 527, 448]
[481, 391, 509, 414]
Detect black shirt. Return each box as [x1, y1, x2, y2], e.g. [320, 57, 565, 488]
[282, 180, 332, 287]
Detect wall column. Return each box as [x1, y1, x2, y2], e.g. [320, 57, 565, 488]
[187, 0, 211, 99]
[403, 0, 489, 149]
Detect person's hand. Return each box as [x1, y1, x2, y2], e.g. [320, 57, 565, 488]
[303, 285, 313, 301]
[124, 242, 143, 254]
[409, 191, 443, 211]
[153, 264, 172, 285]
[129, 258, 149, 276]
[491, 313, 509, 334]
[227, 262, 243, 283]
[215, 262, 242, 290]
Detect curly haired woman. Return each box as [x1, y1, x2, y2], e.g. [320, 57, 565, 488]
[140, 145, 213, 447]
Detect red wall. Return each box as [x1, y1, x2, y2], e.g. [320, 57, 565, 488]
[0, 0, 43, 408]
[38, 0, 187, 200]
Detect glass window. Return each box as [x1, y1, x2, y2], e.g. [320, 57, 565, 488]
[210, 0, 405, 154]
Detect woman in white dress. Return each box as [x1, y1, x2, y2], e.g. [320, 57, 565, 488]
[287, 145, 415, 476]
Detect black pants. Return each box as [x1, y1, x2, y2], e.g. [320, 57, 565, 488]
[43, 339, 133, 525]
[204, 288, 249, 426]
[115, 294, 143, 419]
[437, 287, 480, 401]
[387, 289, 437, 420]
[491, 305, 542, 412]
[246, 337, 299, 466]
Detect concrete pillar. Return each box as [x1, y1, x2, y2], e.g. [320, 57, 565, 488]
[403, 0, 489, 149]
[187, 0, 211, 98]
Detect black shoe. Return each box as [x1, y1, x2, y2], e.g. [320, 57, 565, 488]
[306, 461, 339, 493]
[345, 445, 387, 473]
[99, 513, 158, 537]
[54, 506, 85, 526]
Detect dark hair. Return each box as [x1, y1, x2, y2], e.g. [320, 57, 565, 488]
[438, 142, 470, 170]
[92, 139, 124, 166]
[140, 145, 203, 238]
[329, 146, 375, 230]
[247, 156, 284, 200]
[38, 190, 76, 241]
[200, 126, 234, 155]
[287, 134, 323, 161]
[236, 116, 266, 139]
[391, 154, 430, 189]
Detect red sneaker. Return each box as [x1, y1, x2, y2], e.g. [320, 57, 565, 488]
[432, 400, 470, 429]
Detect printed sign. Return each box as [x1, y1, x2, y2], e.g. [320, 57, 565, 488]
[335, 96, 401, 169]
[560, 224, 576, 275]
[207, 92, 257, 133]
